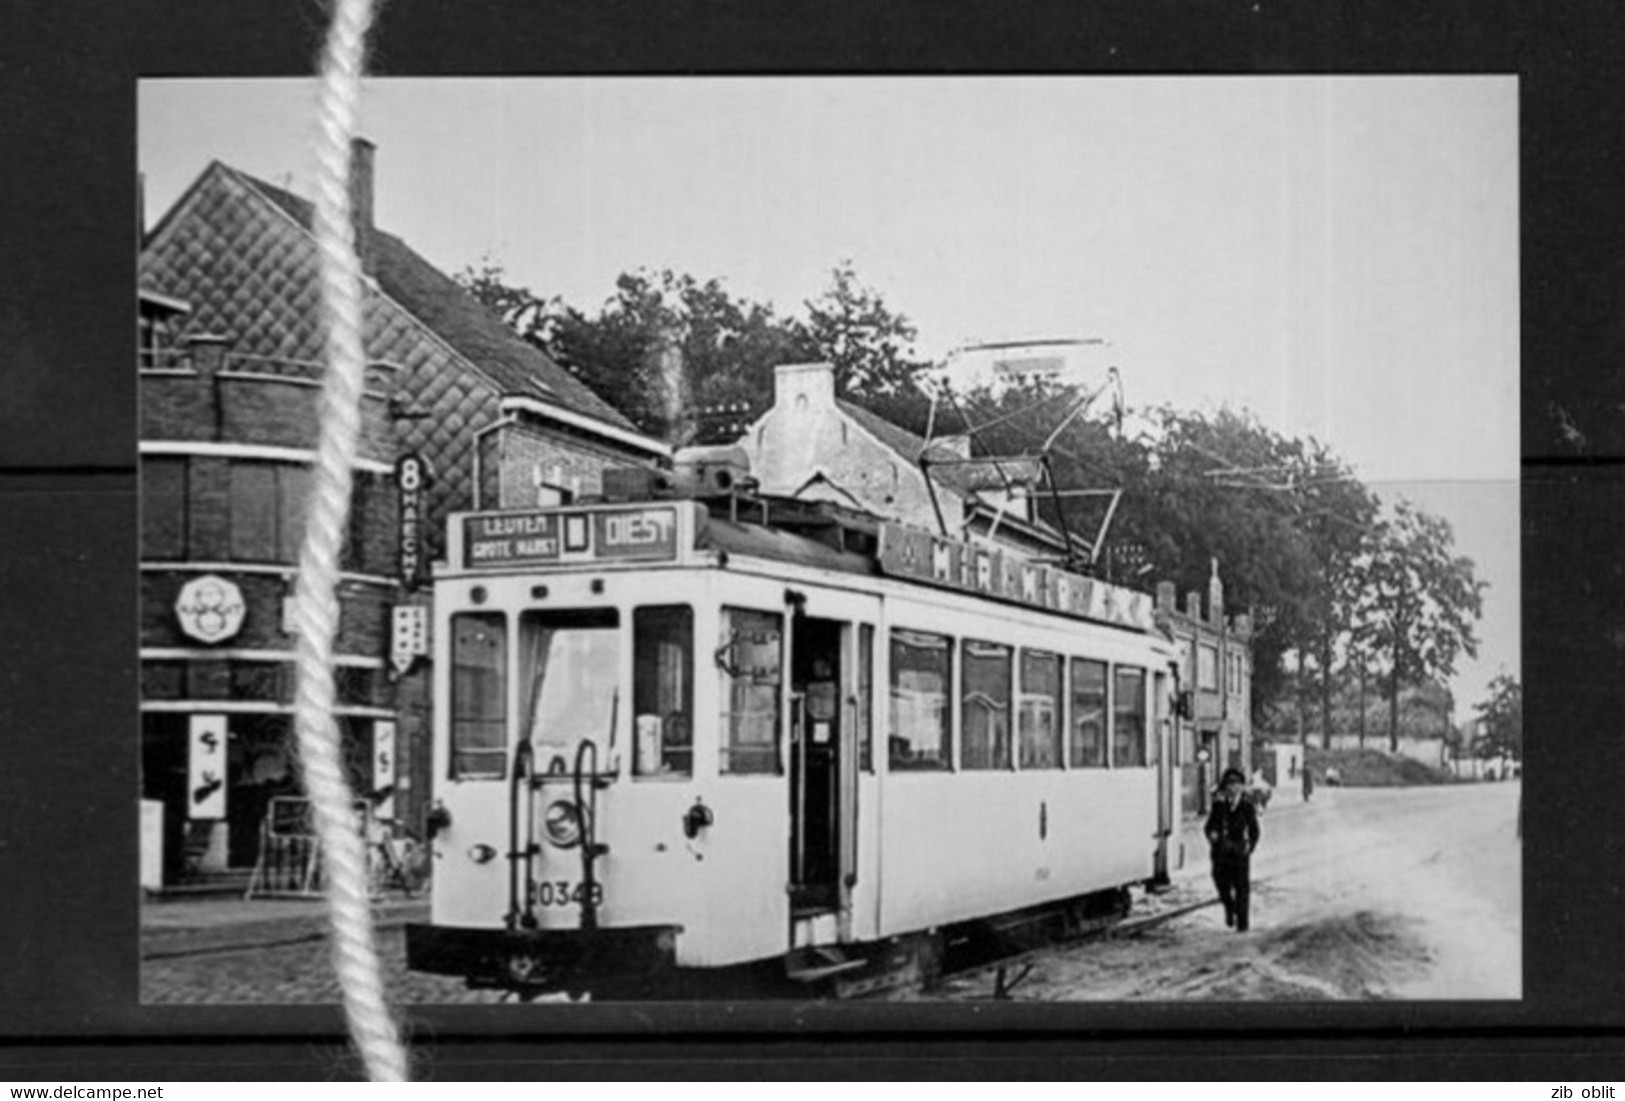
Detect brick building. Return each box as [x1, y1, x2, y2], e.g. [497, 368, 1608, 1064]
[1154, 561, 1254, 816]
[138, 141, 665, 885]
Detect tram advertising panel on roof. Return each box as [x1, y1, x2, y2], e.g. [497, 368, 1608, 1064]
[876, 520, 1155, 631]
[462, 506, 680, 567]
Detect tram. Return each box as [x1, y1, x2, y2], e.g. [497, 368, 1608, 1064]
[406, 477, 1182, 998]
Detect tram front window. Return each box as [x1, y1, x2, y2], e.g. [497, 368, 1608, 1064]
[520, 609, 620, 773]
[633, 605, 694, 777]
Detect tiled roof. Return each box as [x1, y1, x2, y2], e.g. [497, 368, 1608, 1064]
[240, 170, 637, 433]
[835, 398, 1027, 494]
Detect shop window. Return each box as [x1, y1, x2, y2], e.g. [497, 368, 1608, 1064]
[1069, 657, 1108, 768]
[141, 458, 188, 560]
[1114, 666, 1147, 768]
[520, 609, 620, 774]
[888, 629, 952, 771]
[960, 640, 1012, 770]
[718, 607, 782, 775]
[1018, 649, 1063, 770]
[633, 605, 693, 777]
[450, 612, 507, 780]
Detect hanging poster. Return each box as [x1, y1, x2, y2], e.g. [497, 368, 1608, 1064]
[188, 714, 228, 820]
[372, 719, 397, 820]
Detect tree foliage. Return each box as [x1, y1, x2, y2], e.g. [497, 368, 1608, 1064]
[457, 262, 813, 442]
[803, 259, 930, 398]
[1473, 672, 1522, 760]
[1122, 407, 1379, 723]
[1350, 499, 1486, 751]
[453, 259, 1485, 735]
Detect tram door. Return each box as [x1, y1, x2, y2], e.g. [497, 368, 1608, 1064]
[789, 615, 843, 914]
[1153, 670, 1175, 880]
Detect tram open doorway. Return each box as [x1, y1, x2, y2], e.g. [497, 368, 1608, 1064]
[789, 614, 844, 917]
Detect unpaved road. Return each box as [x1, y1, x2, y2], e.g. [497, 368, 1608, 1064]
[936, 780, 1522, 1001]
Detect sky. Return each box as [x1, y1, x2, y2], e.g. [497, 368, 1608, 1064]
[138, 76, 1519, 713]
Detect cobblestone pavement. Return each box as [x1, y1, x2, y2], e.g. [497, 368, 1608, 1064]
[141, 926, 508, 1005]
[139, 803, 1312, 1005]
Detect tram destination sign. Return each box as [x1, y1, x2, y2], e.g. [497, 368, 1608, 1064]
[462, 506, 680, 568]
[877, 521, 1154, 632]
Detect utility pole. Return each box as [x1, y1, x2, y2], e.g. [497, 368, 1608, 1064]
[1296, 649, 1308, 800]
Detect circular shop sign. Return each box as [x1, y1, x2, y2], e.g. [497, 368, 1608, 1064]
[175, 574, 247, 644]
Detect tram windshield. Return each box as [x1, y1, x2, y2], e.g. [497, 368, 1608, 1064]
[520, 609, 620, 773]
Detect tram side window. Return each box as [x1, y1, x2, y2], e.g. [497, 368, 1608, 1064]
[1018, 649, 1063, 770]
[450, 612, 507, 780]
[889, 629, 952, 771]
[718, 607, 783, 775]
[961, 640, 1012, 770]
[858, 624, 874, 772]
[1114, 665, 1148, 768]
[1069, 657, 1108, 768]
[633, 605, 693, 777]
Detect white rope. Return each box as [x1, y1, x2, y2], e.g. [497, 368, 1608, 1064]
[293, 0, 409, 1081]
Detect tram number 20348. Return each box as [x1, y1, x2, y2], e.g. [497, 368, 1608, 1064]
[530, 880, 605, 909]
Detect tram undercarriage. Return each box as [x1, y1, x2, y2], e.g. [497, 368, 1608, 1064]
[406, 883, 1136, 1001]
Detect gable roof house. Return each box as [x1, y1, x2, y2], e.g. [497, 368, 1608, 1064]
[139, 139, 668, 556]
[735, 362, 1072, 561]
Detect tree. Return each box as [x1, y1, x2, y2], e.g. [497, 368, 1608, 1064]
[803, 260, 931, 398]
[933, 395, 1385, 730]
[457, 257, 560, 344]
[1474, 672, 1523, 761]
[1123, 406, 1374, 726]
[1350, 499, 1486, 751]
[1304, 452, 1383, 747]
[457, 263, 814, 442]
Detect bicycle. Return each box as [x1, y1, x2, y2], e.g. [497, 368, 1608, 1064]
[366, 818, 430, 898]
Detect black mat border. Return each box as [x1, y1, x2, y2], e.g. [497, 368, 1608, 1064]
[3, 0, 1621, 1080]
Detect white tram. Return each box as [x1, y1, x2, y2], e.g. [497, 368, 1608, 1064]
[406, 489, 1182, 997]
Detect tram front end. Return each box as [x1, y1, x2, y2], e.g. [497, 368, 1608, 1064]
[407, 503, 713, 998]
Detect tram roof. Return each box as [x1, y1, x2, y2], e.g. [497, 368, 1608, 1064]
[448, 494, 1163, 635]
[698, 511, 878, 579]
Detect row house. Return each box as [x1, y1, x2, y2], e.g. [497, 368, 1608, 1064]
[1155, 563, 1254, 815]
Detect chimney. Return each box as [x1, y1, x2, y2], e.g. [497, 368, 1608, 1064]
[1208, 557, 1225, 624]
[349, 137, 376, 276]
[1156, 581, 1176, 612]
[656, 328, 695, 446]
[1186, 590, 1202, 620]
[774, 362, 836, 413]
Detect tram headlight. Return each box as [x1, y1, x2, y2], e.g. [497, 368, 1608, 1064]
[543, 800, 586, 849]
[467, 843, 498, 864]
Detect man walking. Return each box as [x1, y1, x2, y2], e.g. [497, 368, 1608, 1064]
[1205, 767, 1262, 931]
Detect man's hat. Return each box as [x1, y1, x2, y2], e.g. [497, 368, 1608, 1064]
[1220, 767, 1247, 787]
